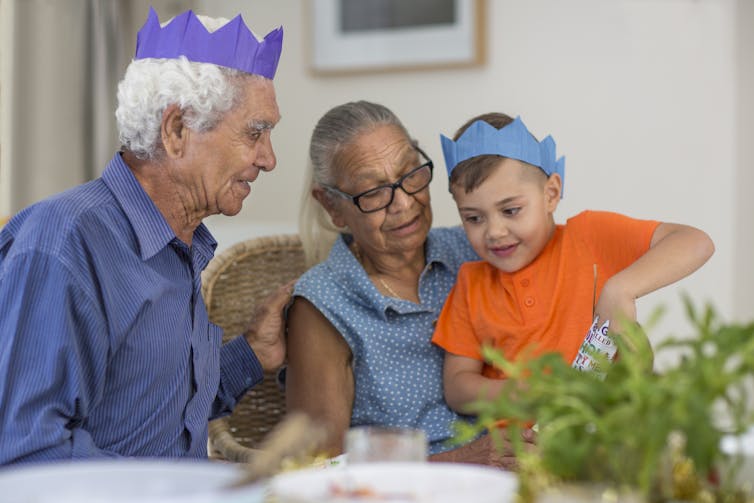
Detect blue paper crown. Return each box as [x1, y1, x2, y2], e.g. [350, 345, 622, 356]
[441, 116, 565, 191]
[134, 7, 283, 79]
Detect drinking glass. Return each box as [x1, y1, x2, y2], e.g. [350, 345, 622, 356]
[345, 426, 428, 463]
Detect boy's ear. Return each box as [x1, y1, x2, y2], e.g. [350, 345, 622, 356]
[313, 186, 347, 228]
[544, 173, 562, 212]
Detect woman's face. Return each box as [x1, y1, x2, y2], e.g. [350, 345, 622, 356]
[324, 124, 433, 258]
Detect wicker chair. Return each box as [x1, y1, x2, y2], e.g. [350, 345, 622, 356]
[201, 233, 307, 462]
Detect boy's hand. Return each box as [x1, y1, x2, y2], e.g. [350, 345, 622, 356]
[594, 277, 653, 366]
[593, 276, 636, 337]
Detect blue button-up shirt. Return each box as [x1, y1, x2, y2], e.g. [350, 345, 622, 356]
[0, 153, 263, 464]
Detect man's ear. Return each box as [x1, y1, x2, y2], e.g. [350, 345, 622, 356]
[160, 104, 188, 159]
[544, 173, 562, 212]
[313, 186, 347, 228]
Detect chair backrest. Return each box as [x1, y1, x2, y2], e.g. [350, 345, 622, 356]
[201, 233, 306, 462]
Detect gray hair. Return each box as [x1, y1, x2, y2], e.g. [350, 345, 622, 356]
[299, 101, 412, 265]
[115, 15, 262, 160]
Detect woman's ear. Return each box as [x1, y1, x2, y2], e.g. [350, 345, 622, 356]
[313, 185, 347, 228]
[160, 104, 188, 159]
[544, 173, 562, 212]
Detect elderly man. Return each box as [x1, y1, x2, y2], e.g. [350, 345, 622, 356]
[0, 8, 285, 464]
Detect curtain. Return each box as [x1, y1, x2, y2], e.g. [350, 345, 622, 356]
[3, 0, 193, 214]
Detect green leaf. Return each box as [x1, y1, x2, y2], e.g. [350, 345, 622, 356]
[454, 298, 754, 500]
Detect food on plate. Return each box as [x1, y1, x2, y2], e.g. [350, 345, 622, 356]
[329, 481, 416, 501]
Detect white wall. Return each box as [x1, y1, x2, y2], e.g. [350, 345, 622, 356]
[0, 0, 192, 214]
[0, 1, 747, 342]
[735, 0, 754, 322]
[199, 0, 752, 344]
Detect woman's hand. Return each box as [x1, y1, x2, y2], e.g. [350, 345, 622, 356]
[429, 427, 536, 470]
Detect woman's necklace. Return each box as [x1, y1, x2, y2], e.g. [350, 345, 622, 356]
[376, 276, 402, 299]
[351, 242, 405, 300]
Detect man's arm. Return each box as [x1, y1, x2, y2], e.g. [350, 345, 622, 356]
[0, 253, 115, 464]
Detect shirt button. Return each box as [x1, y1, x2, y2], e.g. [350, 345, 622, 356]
[524, 296, 535, 307]
[520, 279, 530, 287]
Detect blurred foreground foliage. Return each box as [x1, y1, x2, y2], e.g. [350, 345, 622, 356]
[454, 298, 754, 502]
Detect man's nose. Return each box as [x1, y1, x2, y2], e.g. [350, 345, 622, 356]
[255, 134, 276, 172]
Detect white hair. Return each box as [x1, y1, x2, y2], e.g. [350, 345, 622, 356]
[115, 14, 263, 160]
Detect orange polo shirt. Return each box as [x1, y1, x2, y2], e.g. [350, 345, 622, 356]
[432, 210, 660, 378]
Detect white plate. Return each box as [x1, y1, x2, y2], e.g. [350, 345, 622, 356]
[0, 459, 265, 503]
[269, 461, 518, 503]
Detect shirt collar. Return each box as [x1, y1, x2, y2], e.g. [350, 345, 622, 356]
[102, 153, 217, 261]
[330, 234, 439, 317]
[192, 224, 218, 270]
[424, 227, 456, 271]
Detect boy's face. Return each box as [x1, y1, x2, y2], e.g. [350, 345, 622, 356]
[452, 158, 561, 273]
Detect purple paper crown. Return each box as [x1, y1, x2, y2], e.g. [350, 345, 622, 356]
[134, 7, 283, 79]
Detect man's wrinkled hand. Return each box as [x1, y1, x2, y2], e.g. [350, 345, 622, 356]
[244, 280, 295, 371]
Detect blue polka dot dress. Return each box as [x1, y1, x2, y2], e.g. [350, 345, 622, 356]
[293, 226, 479, 454]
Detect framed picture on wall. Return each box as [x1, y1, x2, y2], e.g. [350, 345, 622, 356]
[307, 0, 486, 75]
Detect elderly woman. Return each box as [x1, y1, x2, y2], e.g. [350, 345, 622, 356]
[286, 101, 531, 466]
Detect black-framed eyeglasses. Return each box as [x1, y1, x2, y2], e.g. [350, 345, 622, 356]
[323, 147, 434, 213]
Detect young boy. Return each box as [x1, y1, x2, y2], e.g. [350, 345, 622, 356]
[431, 113, 715, 414]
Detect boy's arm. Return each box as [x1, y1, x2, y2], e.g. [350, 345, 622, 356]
[595, 222, 714, 332]
[443, 353, 505, 413]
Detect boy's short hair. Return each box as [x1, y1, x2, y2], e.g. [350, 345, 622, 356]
[449, 112, 541, 194]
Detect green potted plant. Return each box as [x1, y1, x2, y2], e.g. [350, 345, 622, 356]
[454, 298, 754, 502]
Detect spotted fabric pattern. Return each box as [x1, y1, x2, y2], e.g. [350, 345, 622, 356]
[293, 227, 478, 454]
